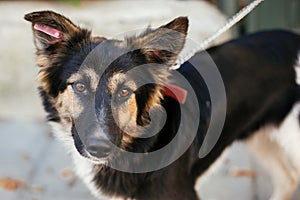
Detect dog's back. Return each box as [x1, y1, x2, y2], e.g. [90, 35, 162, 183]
[181, 30, 300, 200]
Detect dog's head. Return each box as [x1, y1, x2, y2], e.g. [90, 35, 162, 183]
[25, 11, 188, 164]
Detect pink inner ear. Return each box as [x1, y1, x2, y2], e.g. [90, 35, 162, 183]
[34, 23, 62, 39]
[164, 83, 187, 104]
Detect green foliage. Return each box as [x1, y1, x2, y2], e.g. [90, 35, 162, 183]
[61, 0, 81, 7]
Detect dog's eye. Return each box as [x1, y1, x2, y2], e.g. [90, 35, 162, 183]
[74, 82, 86, 93]
[118, 88, 131, 98]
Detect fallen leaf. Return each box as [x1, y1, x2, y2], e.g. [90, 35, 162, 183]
[0, 178, 27, 191]
[229, 168, 257, 178]
[21, 153, 31, 162]
[60, 168, 75, 178]
[67, 177, 78, 188]
[31, 184, 45, 192]
[47, 132, 54, 138]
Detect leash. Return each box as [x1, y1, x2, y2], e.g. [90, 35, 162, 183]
[170, 0, 265, 70]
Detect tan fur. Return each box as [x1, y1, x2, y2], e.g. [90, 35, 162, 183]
[68, 67, 100, 92]
[37, 70, 51, 93]
[117, 98, 138, 148]
[146, 86, 163, 111]
[117, 94, 138, 127]
[108, 71, 166, 148]
[58, 86, 83, 119]
[132, 17, 188, 66]
[121, 133, 135, 149]
[90, 36, 106, 43]
[108, 73, 132, 94]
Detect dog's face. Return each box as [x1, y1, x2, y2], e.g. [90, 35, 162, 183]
[25, 11, 188, 164]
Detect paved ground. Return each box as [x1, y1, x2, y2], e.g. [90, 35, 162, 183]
[0, 121, 267, 200]
[2, 120, 299, 200]
[0, 1, 299, 200]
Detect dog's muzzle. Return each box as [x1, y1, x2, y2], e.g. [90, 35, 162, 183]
[72, 124, 111, 159]
[85, 137, 111, 158]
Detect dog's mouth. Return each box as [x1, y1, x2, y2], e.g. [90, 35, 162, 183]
[71, 124, 111, 164]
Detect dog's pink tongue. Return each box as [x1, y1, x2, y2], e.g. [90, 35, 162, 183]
[164, 83, 187, 104]
[33, 23, 62, 39]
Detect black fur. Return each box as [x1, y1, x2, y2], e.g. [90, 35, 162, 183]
[25, 11, 300, 200]
[40, 30, 300, 200]
[87, 31, 300, 200]
[190, 30, 300, 179]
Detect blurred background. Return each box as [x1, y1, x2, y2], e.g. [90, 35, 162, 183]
[0, 0, 299, 200]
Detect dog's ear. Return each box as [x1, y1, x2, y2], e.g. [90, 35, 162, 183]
[132, 17, 188, 66]
[24, 10, 90, 66]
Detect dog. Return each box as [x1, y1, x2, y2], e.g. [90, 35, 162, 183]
[25, 10, 300, 200]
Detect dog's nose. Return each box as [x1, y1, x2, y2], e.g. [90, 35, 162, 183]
[86, 138, 111, 158]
